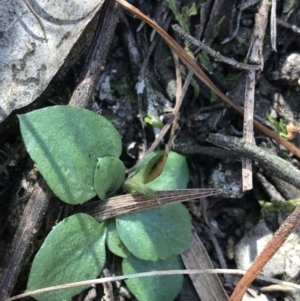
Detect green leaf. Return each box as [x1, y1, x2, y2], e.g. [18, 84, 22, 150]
[122, 180, 156, 198]
[94, 157, 125, 199]
[212, 16, 225, 40]
[116, 204, 191, 261]
[122, 255, 183, 301]
[123, 150, 168, 198]
[27, 213, 106, 301]
[135, 151, 189, 190]
[186, 2, 197, 16]
[116, 151, 191, 261]
[266, 113, 288, 136]
[127, 151, 167, 184]
[106, 219, 131, 258]
[144, 113, 164, 128]
[19, 106, 122, 204]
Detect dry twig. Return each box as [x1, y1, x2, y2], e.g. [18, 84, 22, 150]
[270, 0, 277, 51]
[277, 18, 300, 34]
[172, 24, 260, 71]
[242, 69, 255, 191]
[242, 0, 270, 190]
[222, 0, 245, 44]
[0, 178, 52, 300]
[168, 51, 183, 148]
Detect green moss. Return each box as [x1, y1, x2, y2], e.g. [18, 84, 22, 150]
[144, 113, 164, 128]
[223, 71, 242, 88]
[266, 113, 288, 137]
[164, 0, 197, 32]
[212, 16, 226, 42]
[210, 91, 218, 103]
[197, 51, 213, 71]
[259, 199, 300, 213]
[111, 79, 136, 103]
[164, 0, 198, 51]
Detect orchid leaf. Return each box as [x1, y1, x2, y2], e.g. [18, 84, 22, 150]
[116, 152, 191, 261]
[19, 106, 122, 204]
[122, 254, 183, 301]
[94, 157, 125, 200]
[106, 219, 131, 258]
[27, 213, 106, 301]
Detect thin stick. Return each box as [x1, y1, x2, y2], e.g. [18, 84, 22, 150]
[207, 229, 233, 287]
[0, 178, 52, 300]
[136, 92, 147, 157]
[168, 51, 182, 148]
[242, 70, 255, 191]
[222, 0, 245, 44]
[277, 18, 300, 34]
[270, 0, 277, 51]
[172, 24, 261, 71]
[241, 0, 270, 190]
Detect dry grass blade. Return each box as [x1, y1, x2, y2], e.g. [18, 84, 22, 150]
[115, 0, 300, 159]
[6, 268, 300, 301]
[181, 232, 228, 301]
[80, 188, 222, 221]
